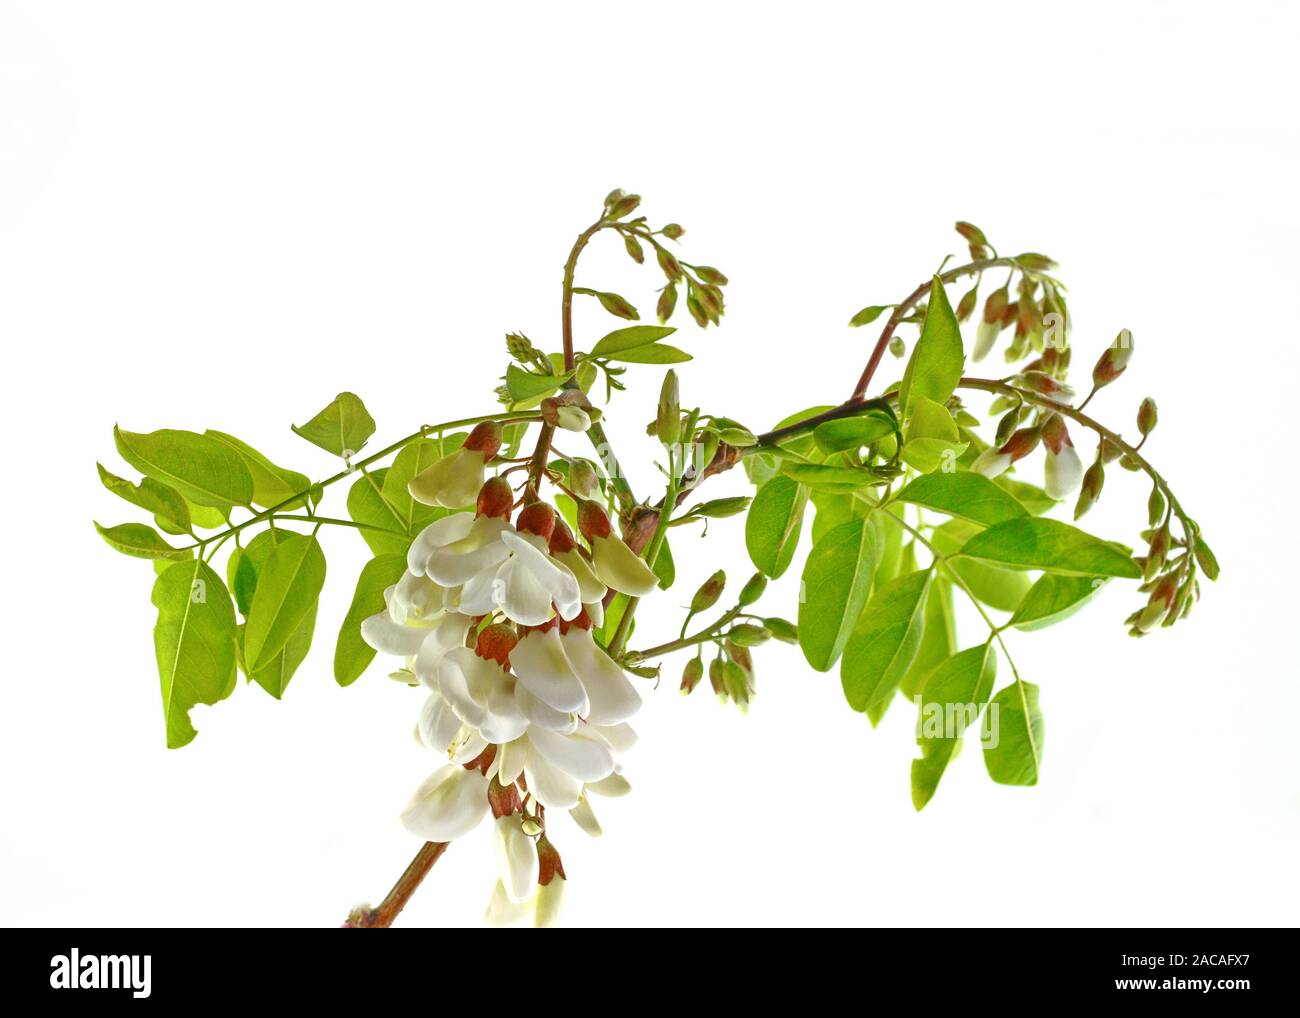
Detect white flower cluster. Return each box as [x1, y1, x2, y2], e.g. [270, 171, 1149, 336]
[361, 429, 659, 925]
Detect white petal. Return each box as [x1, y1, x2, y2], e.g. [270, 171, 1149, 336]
[523, 752, 582, 810]
[414, 614, 473, 688]
[560, 628, 641, 725]
[510, 629, 589, 714]
[591, 534, 659, 596]
[533, 877, 565, 928]
[484, 879, 532, 927]
[587, 772, 632, 798]
[449, 728, 487, 764]
[407, 512, 475, 575]
[494, 556, 557, 627]
[527, 727, 614, 783]
[500, 530, 583, 621]
[436, 647, 495, 730]
[569, 795, 602, 837]
[555, 549, 606, 604]
[361, 612, 429, 657]
[590, 722, 638, 754]
[972, 449, 1012, 479]
[409, 449, 486, 509]
[394, 572, 444, 619]
[1045, 444, 1084, 500]
[417, 692, 461, 753]
[455, 564, 501, 616]
[495, 816, 539, 903]
[496, 737, 527, 786]
[400, 765, 488, 841]
[584, 598, 604, 628]
[426, 517, 513, 586]
[515, 683, 578, 733]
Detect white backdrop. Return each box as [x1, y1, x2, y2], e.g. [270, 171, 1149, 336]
[2, 1, 1297, 927]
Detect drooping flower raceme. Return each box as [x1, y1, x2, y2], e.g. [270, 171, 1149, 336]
[363, 474, 648, 926]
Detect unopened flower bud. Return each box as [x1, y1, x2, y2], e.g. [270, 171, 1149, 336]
[739, 572, 768, 606]
[763, 617, 798, 643]
[1092, 329, 1134, 387]
[661, 223, 684, 239]
[505, 332, 538, 362]
[568, 459, 599, 499]
[889, 336, 906, 358]
[984, 286, 1009, 325]
[708, 657, 727, 702]
[1147, 484, 1166, 527]
[516, 501, 556, 540]
[995, 407, 1021, 447]
[555, 405, 591, 432]
[727, 624, 771, 647]
[577, 500, 613, 541]
[1137, 397, 1158, 436]
[1014, 370, 1075, 403]
[464, 421, 503, 459]
[956, 285, 978, 323]
[718, 426, 757, 447]
[691, 569, 726, 613]
[1135, 575, 1178, 633]
[657, 369, 680, 445]
[1074, 459, 1105, 520]
[680, 656, 704, 695]
[1002, 426, 1042, 461]
[691, 496, 751, 519]
[476, 476, 514, 519]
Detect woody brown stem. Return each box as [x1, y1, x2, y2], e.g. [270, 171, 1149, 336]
[346, 841, 449, 929]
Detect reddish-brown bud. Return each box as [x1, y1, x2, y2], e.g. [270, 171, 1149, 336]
[488, 776, 522, 818]
[537, 835, 566, 885]
[1092, 330, 1134, 388]
[475, 623, 518, 667]
[464, 420, 503, 459]
[476, 476, 514, 518]
[680, 656, 703, 695]
[548, 518, 578, 555]
[984, 287, 1009, 325]
[1041, 413, 1071, 455]
[516, 501, 556, 540]
[577, 499, 613, 541]
[1137, 397, 1158, 436]
[1000, 426, 1041, 462]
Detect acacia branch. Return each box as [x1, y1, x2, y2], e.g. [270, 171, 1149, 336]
[345, 841, 449, 929]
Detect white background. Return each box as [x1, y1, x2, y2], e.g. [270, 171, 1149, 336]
[2, 1, 1297, 928]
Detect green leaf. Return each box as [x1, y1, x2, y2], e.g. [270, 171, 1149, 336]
[959, 517, 1141, 578]
[506, 363, 568, 402]
[899, 396, 967, 473]
[291, 392, 375, 458]
[810, 491, 863, 544]
[205, 431, 311, 510]
[589, 324, 676, 357]
[993, 476, 1055, 515]
[812, 414, 896, 454]
[930, 520, 1032, 611]
[347, 468, 411, 557]
[97, 463, 191, 535]
[745, 475, 809, 579]
[114, 426, 254, 509]
[227, 529, 285, 617]
[603, 342, 692, 364]
[900, 577, 957, 697]
[984, 681, 1044, 786]
[848, 304, 895, 327]
[185, 501, 230, 530]
[335, 554, 409, 686]
[1010, 573, 1108, 631]
[652, 538, 675, 590]
[840, 569, 931, 723]
[151, 559, 238, 748]
[896, 472, 1030, 527]
[898, 276, 964, 417]
[780, 463, 881, 493]
[95, 521, 191, 561]
[911, 642, 998, 809]
[247, 602, 316, 699]
[798, 516, 880, 672]
[243, 533, 327, 673]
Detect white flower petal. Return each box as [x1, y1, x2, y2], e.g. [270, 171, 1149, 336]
[527, 727, 614, 783]
[394, 572, 444, 619]
[586, 772, 632, 798]
[449, 728, 487, 764]
[584, 598, 604, 628]
[972, 449, 1012, 479]
[417, 692, 461, 753]
[494, 556, 557, 627]
[484, 879, 532, 927]
[500, 530, 583, 621]
[523, 752, 582, 810]
[510, 629, 589, 714]
[569, 794, 602, 837]
[1045, 444, 1084, 500]
[426, 517, 513, 586]
[455, 564, 501, 617]
[400, 765, 488, 841]
[494, 816, 539, 903]
[590, 722, 638, 755]
[361, 612, 429, 657]
[554, 549, 606, 604]
[591, 534, 659, 596]
[407, 512, 475, 575]
[496, 737, 527, 786]
[409, 449, 487, 509]
[414, 614, 473, 688]
[534, 877, 565, 928]
[560, 628, 641, 726]
[515, 683, 578, 733]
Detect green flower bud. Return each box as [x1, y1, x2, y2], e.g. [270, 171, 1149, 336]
[1137, 397, 1158, 436]
[690, 496, 752, 519]
[727, 624, 771, 647]
[661, 223, 684, 239]
[680, 657, 703, 695]
[1074, 459, 1105, 520]
[568, 458, 599, 500]
[1092, 329, 1133, 387]
[763, 617, 799, 643]
[691, 569, 726, 613]
[657, 370, 680, 445]
[738, 572, 767, 606]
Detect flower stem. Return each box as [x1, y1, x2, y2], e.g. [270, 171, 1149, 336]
[345, 841, 449, 929]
